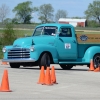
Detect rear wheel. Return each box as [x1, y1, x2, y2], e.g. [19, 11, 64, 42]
[39, 53, 50, 70]
[10, 63, 20, 68]
[87, 64, 90, 67]
[60, 64, 73, 70]
[93, 54, 100, 68]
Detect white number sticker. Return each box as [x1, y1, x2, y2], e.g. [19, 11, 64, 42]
[65, 43, 71, 49]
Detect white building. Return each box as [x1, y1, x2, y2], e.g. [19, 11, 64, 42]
[58, 18, 87, 27]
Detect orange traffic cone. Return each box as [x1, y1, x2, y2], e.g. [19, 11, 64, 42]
[94, 65, 100, 72]
[1, 61, 8, 65]
[44, 67, 53, 85]
[37, 66, 45, 84]
[89, 59, 95, 71]
[0, 69, 12, 92]
[51, 66, 58, 84]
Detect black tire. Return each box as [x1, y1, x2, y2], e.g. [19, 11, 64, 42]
[39, 53, 50, 70]
[87, 64, 90, 67]
[10, 63, 20, 68]
[60, 64, 73, 70]
[93, 54, 100, 68]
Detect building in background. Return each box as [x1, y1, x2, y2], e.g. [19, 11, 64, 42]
[58, 18, 87, 27]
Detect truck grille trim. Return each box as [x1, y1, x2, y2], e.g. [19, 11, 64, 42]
[7, 48, 30, 59]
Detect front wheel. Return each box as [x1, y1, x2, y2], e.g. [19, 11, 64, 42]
[39, 53, 50, 70]
[10, 63, 20, 68]
[60, 64, 73, 70]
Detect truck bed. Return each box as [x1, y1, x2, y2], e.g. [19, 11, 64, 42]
[76, 34, 100, 44]
[76, 34, 100, 58]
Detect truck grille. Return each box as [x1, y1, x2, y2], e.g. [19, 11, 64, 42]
[8, 48, 30, 59]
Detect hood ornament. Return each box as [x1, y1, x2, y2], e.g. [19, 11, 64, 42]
[32, 39, 35, 45]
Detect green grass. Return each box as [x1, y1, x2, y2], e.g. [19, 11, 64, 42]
[0, 24, 100, 59]
[0, 29, 34, 37]
[14, 29, 34, 37]
[0, 23, 39, 29]
[0, 28, 100, 59]
[0, 29, 100, 36]
[75, 27, 100, 31]
[0, 29, 4, 34]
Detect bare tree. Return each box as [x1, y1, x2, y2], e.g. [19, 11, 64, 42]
[0, 4, 10, 23]
[55, 10, 67, 22]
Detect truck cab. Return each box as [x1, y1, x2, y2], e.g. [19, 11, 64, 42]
[2, 23, 100, 69]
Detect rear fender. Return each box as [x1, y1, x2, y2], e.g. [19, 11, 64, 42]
[83, 46, 100, 62]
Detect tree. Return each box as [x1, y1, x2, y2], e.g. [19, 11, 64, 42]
[72, 17, 83, 19]
[13, 1, 33, 24]
[12, 18, 19, 24]
[87, 20, 100, 27]
[3, 18, 12, 24]
[0, 4, 10, 24]
[38, 4, 54, 23]
[84, 0, 100, 24]
[55, 10, 67, 22]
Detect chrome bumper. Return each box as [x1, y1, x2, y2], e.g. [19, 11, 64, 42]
[2, 58, 36, 63]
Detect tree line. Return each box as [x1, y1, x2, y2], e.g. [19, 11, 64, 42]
[0, 0, 100, 27]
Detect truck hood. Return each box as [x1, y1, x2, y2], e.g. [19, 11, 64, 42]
[13, 35, 56, 47]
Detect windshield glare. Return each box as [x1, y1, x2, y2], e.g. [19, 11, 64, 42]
[33, 26, 57, 36]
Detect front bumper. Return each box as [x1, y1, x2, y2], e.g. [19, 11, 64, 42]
[2, 58, 36, 63]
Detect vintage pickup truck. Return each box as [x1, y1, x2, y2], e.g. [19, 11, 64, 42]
[2, 23, 100, 69]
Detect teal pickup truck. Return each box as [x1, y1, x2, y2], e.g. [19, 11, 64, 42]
[2, 23, 100, 69]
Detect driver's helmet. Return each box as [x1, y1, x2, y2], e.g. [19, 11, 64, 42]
[61, 29, 68, 35]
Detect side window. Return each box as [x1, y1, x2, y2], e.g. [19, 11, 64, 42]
[59, 28, 72, 37]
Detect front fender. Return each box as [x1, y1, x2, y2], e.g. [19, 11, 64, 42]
[31, 44, 58, 63]
[83, 46, 100, 62]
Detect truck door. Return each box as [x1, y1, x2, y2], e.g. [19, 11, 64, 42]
[56, 27, 77, 60]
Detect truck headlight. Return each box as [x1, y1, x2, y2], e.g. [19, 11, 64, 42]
[2, 47, 6, 53]
[30, 46, 34, 52]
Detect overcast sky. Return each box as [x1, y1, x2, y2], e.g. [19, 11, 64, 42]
[0, 0, 94, 22]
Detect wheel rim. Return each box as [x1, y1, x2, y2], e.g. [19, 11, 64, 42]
[94, 55, 100, 68]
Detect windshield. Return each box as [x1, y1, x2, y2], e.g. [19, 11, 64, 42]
[33, 26, 58, 36]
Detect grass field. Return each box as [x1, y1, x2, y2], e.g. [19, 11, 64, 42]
[0, 28, 100, 37]
[0, 23, 100, 37]
[0, 24, 100, 59]
[14, 29, 34, 37]
[0, 29, 34, 37]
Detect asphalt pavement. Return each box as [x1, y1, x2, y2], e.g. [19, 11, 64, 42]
[0, 61, 100, 100]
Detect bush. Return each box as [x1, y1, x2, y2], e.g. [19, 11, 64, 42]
[87, 20, 100, 27]
[0, 45, 3, 59]
[0, 23, 17, 59]
[2, 23, 17, 46]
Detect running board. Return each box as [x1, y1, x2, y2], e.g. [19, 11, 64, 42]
[59, 61, 89, 65]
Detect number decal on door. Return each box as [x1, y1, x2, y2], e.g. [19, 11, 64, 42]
[65, 43, 71, 49]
